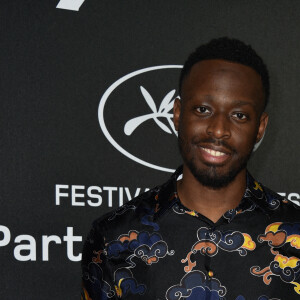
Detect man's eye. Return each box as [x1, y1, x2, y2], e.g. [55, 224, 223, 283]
[196, 106, 210, 114]
[233, 112, 247, 120]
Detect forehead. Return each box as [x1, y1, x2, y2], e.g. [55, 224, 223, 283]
[181, 59, 265, 109]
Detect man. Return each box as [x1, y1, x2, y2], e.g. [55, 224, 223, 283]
[81, 38, 300, 299]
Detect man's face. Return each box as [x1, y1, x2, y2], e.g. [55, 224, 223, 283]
[173, 59, 268, 189]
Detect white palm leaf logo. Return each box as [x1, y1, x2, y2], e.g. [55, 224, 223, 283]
[124, 86, 178, 136]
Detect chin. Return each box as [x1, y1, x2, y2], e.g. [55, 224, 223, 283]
[186, 158, 247, 189]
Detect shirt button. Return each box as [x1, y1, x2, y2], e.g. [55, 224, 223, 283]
[208, 270, 214, 278]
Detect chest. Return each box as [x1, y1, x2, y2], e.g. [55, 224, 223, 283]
[106, 214, 300, 299]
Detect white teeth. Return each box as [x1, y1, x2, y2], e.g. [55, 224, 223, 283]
[202, 147, 226, 157]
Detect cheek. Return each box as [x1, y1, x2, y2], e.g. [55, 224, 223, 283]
[181, 125, 206, 144]
[180, 116, 206, 138]
[231, 127, 258, 151]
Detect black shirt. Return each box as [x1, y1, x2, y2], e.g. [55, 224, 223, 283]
[81, 166, 300, 299]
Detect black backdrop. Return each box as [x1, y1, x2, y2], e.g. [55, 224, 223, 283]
[1, 1, 299, 299]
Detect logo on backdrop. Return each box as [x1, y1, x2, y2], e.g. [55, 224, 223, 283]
[56, 0, 86, 11]
[98, 65, 183, 172]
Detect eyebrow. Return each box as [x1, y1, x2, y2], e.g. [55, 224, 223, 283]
[232, 100, 255, 107]
[199, 95, 256, 108]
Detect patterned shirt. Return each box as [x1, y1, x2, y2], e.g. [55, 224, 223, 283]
[81, 166, 300, 300]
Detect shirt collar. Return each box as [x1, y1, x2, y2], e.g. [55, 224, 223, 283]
[153, 166, 182, 220]
[153, 165, 283, 221]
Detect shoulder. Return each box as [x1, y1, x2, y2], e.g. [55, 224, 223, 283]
[262, 184, 300, 220]
[82, 187, 160, 265]
[88, 186, 160, 239]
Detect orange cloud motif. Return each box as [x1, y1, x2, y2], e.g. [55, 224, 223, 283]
[242, 233, 256, 250]
[251, 221, 300, 296]
[286, 234, 300, 249]
[259, 222, 300, 250]
[119, 231, 138, 242]
[275, 254, 299, 269]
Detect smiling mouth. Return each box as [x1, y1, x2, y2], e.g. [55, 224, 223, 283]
[201, 147, 228, 157]
[198, 146, 231, 164]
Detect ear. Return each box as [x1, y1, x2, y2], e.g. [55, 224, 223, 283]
[256, 112, 269, 143]
[173, 98, 181, 131]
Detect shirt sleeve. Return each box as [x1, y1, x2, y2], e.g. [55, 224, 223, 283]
[81, 221, 116, 300]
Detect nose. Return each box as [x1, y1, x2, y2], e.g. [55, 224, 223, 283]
[206, 113, 231, 139]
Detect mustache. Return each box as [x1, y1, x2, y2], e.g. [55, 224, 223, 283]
[191, 137, 236, 153]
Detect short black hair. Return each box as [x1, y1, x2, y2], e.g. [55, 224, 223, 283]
[179, 37, 270, 109]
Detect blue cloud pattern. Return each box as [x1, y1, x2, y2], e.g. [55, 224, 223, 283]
[165, 270, 226, 300]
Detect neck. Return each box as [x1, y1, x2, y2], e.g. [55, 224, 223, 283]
[177, 165, 247, 223]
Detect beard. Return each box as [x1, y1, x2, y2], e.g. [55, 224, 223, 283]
[178, 132, 254, 189]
